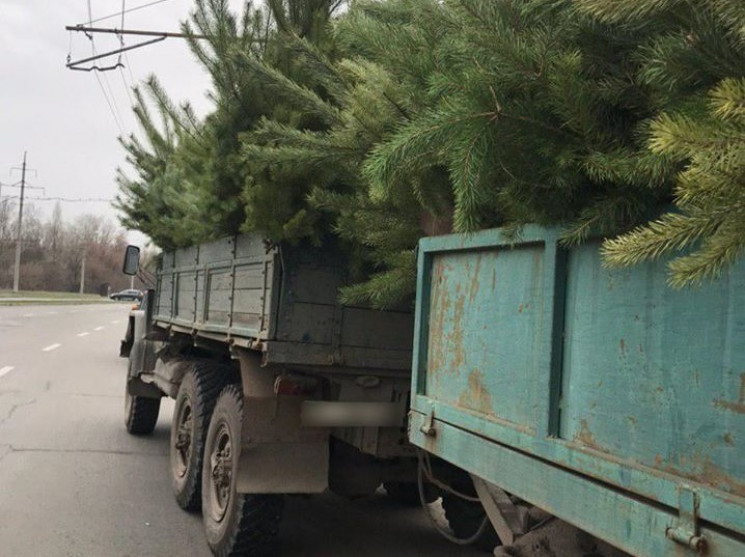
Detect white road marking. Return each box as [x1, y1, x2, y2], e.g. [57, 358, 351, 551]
[42, 343, 61, 352]
[94, 326, 104, 331]
[77, 332, 90, 337]
[47, 311, 58, 315]
[0, 366, 14, 378]
[111, 320, 120, 324]
[22, 313, 34, 318]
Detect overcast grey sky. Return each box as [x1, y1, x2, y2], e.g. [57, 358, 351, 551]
[1, 0, 239, 245]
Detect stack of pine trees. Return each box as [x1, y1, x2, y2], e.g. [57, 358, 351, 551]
[116, 0, 745, 307]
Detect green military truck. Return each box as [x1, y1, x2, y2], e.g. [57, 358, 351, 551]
[121, 235, 419, 555]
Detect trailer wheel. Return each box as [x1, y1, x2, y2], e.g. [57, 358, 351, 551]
[124, 359, 161, 435]
[442, 490, 501, 551]
[171, 361, 234, 512]
[124, 386, 160, 435]
[202, 385, 284, 557]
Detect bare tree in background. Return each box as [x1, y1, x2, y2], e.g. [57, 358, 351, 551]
[0, 205, 141, 293]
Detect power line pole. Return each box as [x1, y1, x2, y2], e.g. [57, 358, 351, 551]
[79, 249, 86, 294]
[12, 152, 27, 293]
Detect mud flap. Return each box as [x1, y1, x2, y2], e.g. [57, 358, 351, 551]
[236, 396, 329, 494]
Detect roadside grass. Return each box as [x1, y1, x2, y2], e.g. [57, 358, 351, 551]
[0, 289, 114, 306]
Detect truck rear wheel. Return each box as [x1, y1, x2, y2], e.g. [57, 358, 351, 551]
[202, 385, 284, 557]
[171, 361, 234, 512]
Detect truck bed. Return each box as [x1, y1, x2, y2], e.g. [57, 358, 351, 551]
[153, 234, 413, 373]
[409, 226, 745, 556]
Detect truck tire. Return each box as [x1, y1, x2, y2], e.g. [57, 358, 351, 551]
[124, 387, 161, 435]
[442, 491, 501, 551]
[202, 385, 284, 557]
[124, 349, 161, 435]
[171, 361, 234, 512]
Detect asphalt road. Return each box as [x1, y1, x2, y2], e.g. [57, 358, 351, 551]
[0, 303, 483, 557]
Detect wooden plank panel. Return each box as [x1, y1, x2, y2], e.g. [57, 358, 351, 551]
[234, 265, 265, 290]
[232, 311, 262, 329]
[209, 269, 232, 291]
[234, 234, 267, 258]
[198, 237, 234, 265]
[341, 308, 413, 351]
[174, 245, 198, 267]
[277, 303, 334, 344]
[232, 289, 263, 315]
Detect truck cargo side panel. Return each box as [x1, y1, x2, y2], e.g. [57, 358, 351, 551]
[425, 246, 551, 432]
[561, 242, 745, 498]
[410, 226, 745, 555]
[153, 235, 413, 372]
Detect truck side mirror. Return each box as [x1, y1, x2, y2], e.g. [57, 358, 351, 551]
[123, 245, 140, 276]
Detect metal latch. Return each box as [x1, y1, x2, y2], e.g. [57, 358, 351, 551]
[420, 408, 436, 436]
[665, 486, 706, 553]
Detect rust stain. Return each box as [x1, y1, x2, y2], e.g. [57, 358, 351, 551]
[468, 254, 482, 304]
[723, 432, 735, 446]
[575, 419, 599, 449]
[655, 452, 745, 498]
[627, 416, 637, 426]
[701, 459, 745, 497]
[713, 373, 745, 414]
[429, 259, 449, 377]
[619, 338, 626, 355]
[714, 399, 745, 414]
[517, 303, 524, 314]
[447, 286, 467, 373]
[491, 268, 496, 292]
[457, 369, 493, 414]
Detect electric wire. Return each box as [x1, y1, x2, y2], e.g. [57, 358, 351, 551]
[76, 0, 171, 26]
[24, 197, 114, 203]
[86, 0, 126, 134]
[117, 0, 136, 107]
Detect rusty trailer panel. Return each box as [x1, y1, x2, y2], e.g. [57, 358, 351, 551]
[153, 234, 413, 372]
[410, 226, 745, 556]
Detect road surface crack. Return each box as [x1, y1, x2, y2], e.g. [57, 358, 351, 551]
[0, 397, 36, 427]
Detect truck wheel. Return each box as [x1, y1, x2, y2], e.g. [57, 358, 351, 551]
[124, 387, 161, 435]
[442, 491, 501, 551]
[171, 361, 233, 512]
[202, 385, 284, 557]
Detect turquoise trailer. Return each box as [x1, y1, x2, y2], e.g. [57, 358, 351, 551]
[408, 226, 745, 556]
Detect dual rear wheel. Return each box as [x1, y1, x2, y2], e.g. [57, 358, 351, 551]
[200, 385, 284, 557]
[166, 365, 282, 556]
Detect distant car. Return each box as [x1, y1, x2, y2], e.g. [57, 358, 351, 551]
[110, 289, 143, 301]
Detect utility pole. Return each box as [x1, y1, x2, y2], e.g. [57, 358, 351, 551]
[79, 249, 86, 294]
[12, 153, 27, 293]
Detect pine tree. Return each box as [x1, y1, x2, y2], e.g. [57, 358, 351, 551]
[580, 0, 745, 285]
